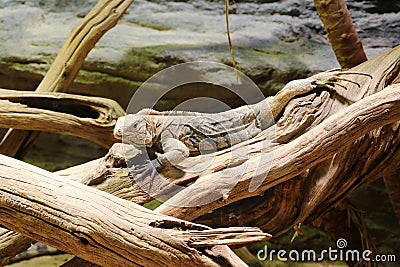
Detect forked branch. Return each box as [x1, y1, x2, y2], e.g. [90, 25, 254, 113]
[0, 155, 268, 266]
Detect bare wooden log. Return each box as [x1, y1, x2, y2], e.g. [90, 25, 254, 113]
[3, 48, 398, 265]
[0, 0, 135, 157]
[0, 143, 178, 263]
[1, 148, 247, 266]
[0, 155, 267, 266]
[147, 46, 400, 224]
[0, 149, 143, 264]
[0, 142, 200, 262]
[155, 82, 400, 219]
[0, 89, 125, 148]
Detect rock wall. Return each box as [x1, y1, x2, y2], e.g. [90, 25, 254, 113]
[0, 0, 398, 109]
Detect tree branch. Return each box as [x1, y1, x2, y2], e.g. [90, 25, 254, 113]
[0, 155, 268, 266]
[0, 0, 135, 157]
[0, 89, 124, 148]
[155, 83, 400, 220]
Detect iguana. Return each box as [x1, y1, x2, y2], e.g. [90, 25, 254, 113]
[114, 70, 370, 183]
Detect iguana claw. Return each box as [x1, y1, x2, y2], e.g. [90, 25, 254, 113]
[312, 70, 372, 91]
[130, 158, 163, 191]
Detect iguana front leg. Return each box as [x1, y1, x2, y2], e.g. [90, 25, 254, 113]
[131, 138, 189, 188]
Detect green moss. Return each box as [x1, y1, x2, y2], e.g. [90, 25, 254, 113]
[76, 69, 142, 87]
[129, 20, 173, 31]
[144, 199, 163, 210]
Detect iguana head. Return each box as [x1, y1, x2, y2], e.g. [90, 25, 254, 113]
[114, 115, 157, 147]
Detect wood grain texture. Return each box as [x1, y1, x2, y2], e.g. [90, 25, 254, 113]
[0, 155, 267, 266]
[0, 89, 125, 148]
[2, 47, 399, 266]
[153, 46, 400, 227]
[155, 83, 400, 219]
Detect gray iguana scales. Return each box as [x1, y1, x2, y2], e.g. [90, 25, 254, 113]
[114, 70, 369, 183]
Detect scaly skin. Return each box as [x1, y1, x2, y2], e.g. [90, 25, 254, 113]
[114, 70, 371, 184]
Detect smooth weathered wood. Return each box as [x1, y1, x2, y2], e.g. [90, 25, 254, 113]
[155, 82, 400, 219]
[167, 227, 271, 248]
[0, 0, 135, 157]
[3, 47, 399, 265]
[0, 155, 266, 266]
[0, 148, 248, 266]
[0, 142, 203, 262]
[0, 151, 146, 264]
[0, 89, 125, 148]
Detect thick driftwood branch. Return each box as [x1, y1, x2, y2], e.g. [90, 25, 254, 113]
[3, 47, 399, 265]
[0, 155, 268, 266]
[0, 142, 194, 263]
[0, 149, 246, 266]
[0, 0, 135, 157]
[0, 89, 125, 148]
[0, 145, 152, 264]
[0, 152, 143, 264]
[147, 47, 400, 230]
[155, 83, 400, 219]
